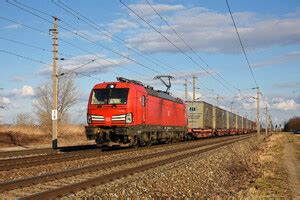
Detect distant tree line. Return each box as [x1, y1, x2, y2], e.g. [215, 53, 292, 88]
[283, 116, 300, 131]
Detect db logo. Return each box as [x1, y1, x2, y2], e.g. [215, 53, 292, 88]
[105, 117, 111, 122]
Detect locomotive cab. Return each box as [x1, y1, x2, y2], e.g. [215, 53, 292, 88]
[85, 78, 147, 147]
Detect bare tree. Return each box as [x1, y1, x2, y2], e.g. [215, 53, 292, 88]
[34, 76, 79, 131]
[16, 113, 34, 126]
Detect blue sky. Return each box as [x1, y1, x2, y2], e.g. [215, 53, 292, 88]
[0, 0, 299, 126]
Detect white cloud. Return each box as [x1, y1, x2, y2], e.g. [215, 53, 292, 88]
[272, 99, 299, 111]
[21, 85, 35, 96]
[242, 101, 255, 110]
[253, 51, 300, 68]
[296, 95, 300, 104]
[128, 3, 185, 17]
[10, 75, 26, 82]
[3, 23, 22, 29]
[3, 97, 11, 106]
[5, 85, 35, 98]
[274, 81, 300, 89]
[271, 97, 284, 104]
[121, 4, 300, 54]
[0, 97, 22, 110]
[108, 19, 138, 32]
[242, 96, 300, 111]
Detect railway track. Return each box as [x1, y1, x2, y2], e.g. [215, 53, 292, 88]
[0, 144, 99, 159]
[0, 135, 248, 172]
[0, 147, 56, 159]
[0, 134, 253, 199]
[0, 148, 102, 171]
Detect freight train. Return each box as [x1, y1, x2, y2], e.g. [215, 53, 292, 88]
[85, 77, 255, 147]
[187, 101, 255, 139]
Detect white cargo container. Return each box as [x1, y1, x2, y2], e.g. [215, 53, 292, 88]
[187, 101, 213, 129]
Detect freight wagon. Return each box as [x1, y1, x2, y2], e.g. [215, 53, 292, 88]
[187, 101, 255, 138]
[213, 106, 227, 136]
[246, 119, 254, 133]
[187, 101, 214, 138]
[85, 77, 187, 147]
[235, 115, 243, 134]
[227, 111, 236, 135]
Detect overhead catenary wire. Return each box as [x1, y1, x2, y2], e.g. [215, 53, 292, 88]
[57, 38, 146, 78]
[120, 0, 238, 96]
[52, 0, 176, 74]
[0, 15, 146, 79]
[0, 36, 91, 61]
[143, 0, 256, 105]
[14, 0, 192, 82]
[145, 0, 243, 93]
[143, 0, 255, 101]
[51, 0, 211, 87]
[7, 0, 213, 94]
[0, 49, 105, 82]
[5, 36, 125, 78]
[12, 0, 248, 103]
[5, 1, 257, 118]
[124, 0, 254, 103]
[52, 0, 218, 96]
[6, 0, 163, 76]
[61, 59, 95, 75]
[0, 30, 133, 78]
[0, 49, 49, 66]
[4, 1, 251, 103]
[0, 16, 46, 34]
[225, 0, 259, 88]
[52, 0, 214, 82]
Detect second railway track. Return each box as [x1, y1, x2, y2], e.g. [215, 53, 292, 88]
[0, 134, 253, 199]
[0, 135, 248, 172]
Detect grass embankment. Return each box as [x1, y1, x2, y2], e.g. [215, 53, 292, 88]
[286, 133, 300, 164]
[237, 133, 294, 199]
[0, 124, 88, 149]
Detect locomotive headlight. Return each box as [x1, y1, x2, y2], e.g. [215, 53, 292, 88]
[125, 113, 133, 123]
[87, 114, 92, 124]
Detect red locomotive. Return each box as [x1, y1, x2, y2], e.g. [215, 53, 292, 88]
[85, 77, 187, 147]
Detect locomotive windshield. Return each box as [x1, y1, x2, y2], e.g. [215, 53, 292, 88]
[91, 88, 129, 105]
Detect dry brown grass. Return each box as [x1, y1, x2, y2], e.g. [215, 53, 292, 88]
[235, 133, 291, 199]
[57, 124, 88, 146]
[223, 139, 262, 195]
[0, 124, 88, 148]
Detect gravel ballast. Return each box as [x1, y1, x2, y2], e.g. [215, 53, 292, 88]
[66, 137, 260, 199]
[0, 137, 234, 182]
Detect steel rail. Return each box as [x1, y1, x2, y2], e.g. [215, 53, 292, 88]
[0, 135, 248, 171]
[0, 144, 100, 159]
[0, 148, 55, 159]
[0, 135, 249, 193]
[15, 135, 252, 199]
[0, 149, 103, 171]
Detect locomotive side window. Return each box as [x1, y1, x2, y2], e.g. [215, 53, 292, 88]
[91, 88, 129, 105]
[142, 96, 146, 107]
